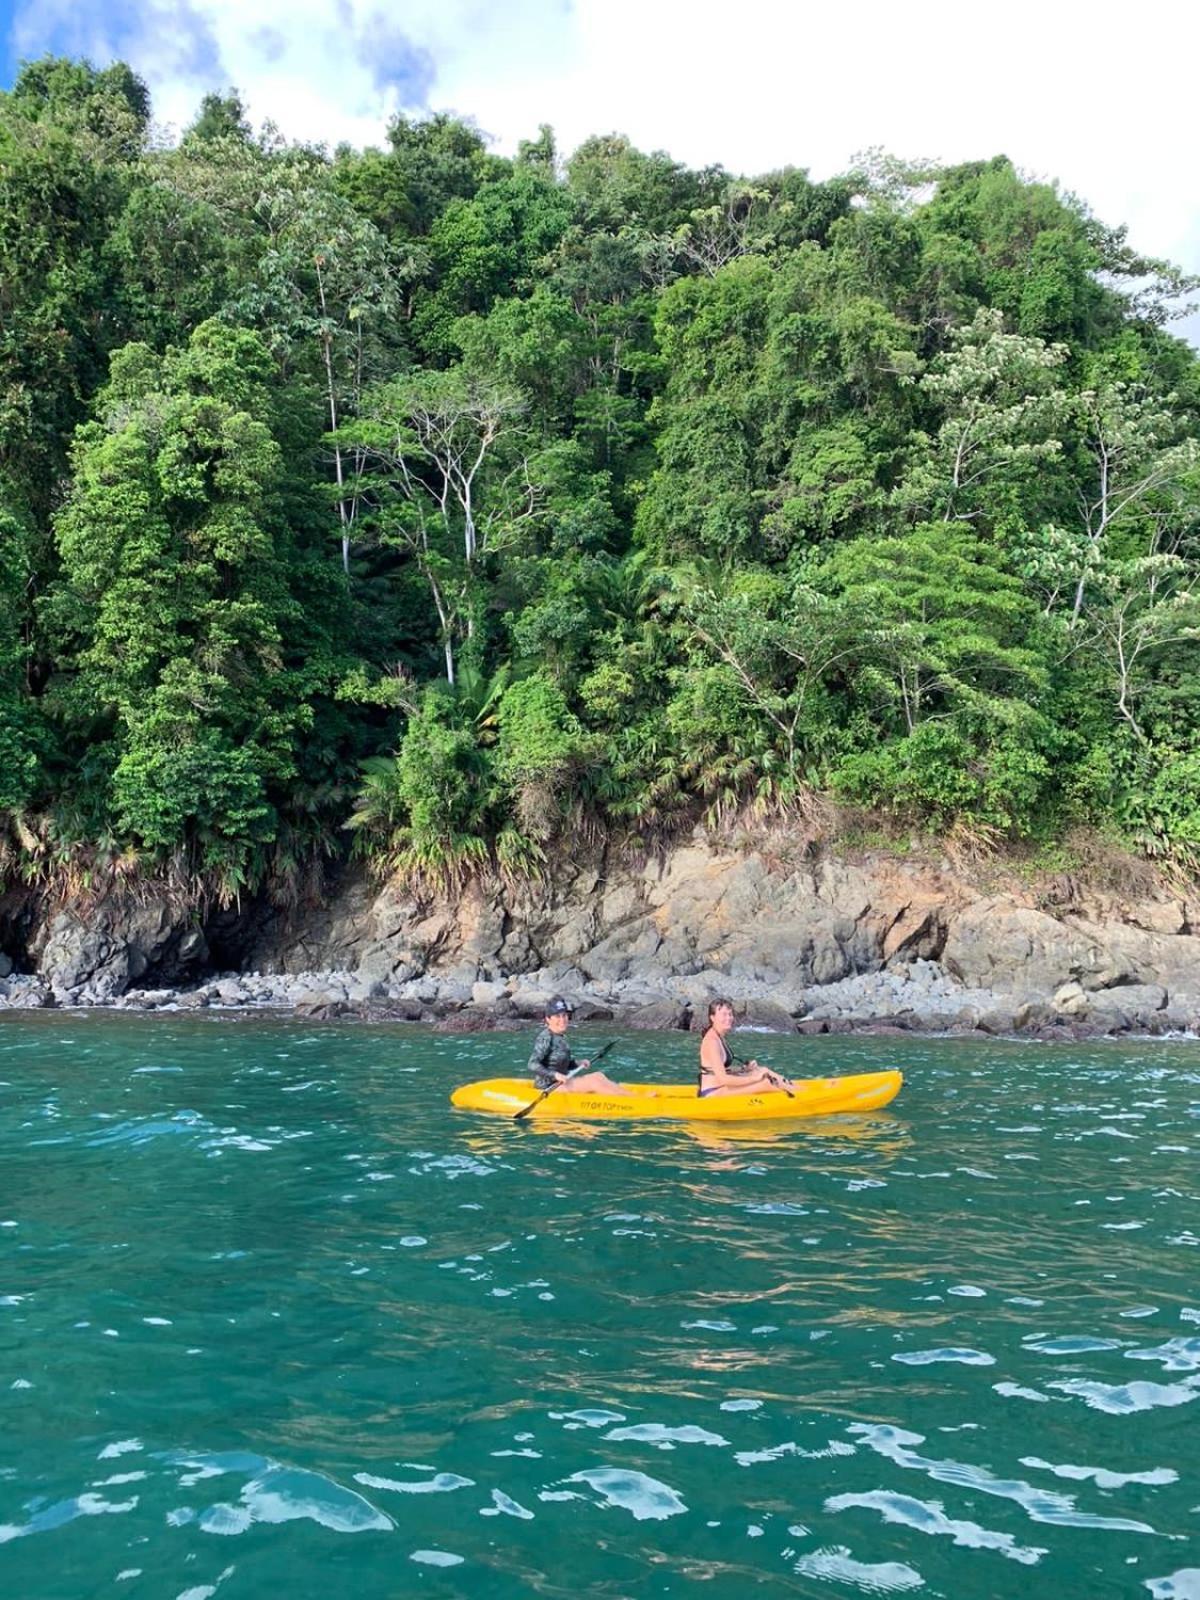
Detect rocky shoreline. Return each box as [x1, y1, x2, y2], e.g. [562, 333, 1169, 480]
[3, 833, 1200, 1039]
[0, 957, 1190, 1039]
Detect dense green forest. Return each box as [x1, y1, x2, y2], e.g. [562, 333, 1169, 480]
[2, 57, 1199, 902]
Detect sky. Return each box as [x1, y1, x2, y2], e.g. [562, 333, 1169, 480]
[3, 0, 1199, 342]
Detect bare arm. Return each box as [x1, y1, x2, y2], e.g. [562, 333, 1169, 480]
[700, 1031, 767, 1086]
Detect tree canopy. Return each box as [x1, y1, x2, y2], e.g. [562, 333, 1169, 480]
[2, 56, 1199, 899]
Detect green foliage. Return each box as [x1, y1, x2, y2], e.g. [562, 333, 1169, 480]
[495, 673, 587, 836]
[832, 723, 1052, 834]
[0, 501, 41, 811]
[41, 318, 346, 897]
[4, 54, 1200, 894]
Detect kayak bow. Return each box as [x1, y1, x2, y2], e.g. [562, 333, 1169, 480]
[450, 1069, 902, 1121]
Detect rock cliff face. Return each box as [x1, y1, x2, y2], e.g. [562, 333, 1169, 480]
[2, 833, 1198, 1033]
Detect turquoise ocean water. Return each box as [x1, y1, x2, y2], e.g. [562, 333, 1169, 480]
[1, 1012, 1198, 1599]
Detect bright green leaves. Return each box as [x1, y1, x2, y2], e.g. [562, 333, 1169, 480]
[894, 308, 1071, 527]
[7, 58, 1200, 889]
[347, 668, 588, 882]
[814, 523, 1055, 831]
[0, 500, 41, 813]
[412, 165, 576, 357]
[44, 319, 330, 895]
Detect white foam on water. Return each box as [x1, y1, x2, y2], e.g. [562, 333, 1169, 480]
[410, 1550, 464, 1567]
[99, 1439, 143, 1460]
[993, 1382, 1051, 1403]
[169, 1453, 391, 1534]
[202, 1135, 275, 1153]
[552, 1408, 625, 1428]
[1050, 1378, 1200, 1414]
[1146, 1572, 1200, 1599]
[850, 1423, 1158, 1534]
[892, 1348, 996, 1366]
[793, 1545, 924, 1592]
[175, 1571, 233, 1600]
[198, 1504, 253, 1536]
[1125, 1338, 1200, 1373]
[603, 1424, 729, 1450]
[236, 1468, 393, 1533]
[1021, 1457, 1177, 1489]
[479, 1489, 534, 1520]
[1024, 1336, 1123, 1355]
[826, 1489, 1046, 1565]
[0, 1491, 139, 1543]
[735, 1439, 856, 1466]
[564, 1467, 687, 1521]
[354, 1471, 473, 1495]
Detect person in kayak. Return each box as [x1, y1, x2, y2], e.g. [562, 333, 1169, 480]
[528, 998, 622, 1094]
[698, 998, 792, 1097]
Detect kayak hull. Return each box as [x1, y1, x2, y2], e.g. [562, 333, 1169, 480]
[450, 1069, 902, 1121]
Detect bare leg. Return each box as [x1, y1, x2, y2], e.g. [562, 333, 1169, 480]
[568, 1071, 623, 1094]
[564, 1073, 660, 1098]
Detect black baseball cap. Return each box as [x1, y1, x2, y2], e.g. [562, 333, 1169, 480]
[545, 996, 574, 1016]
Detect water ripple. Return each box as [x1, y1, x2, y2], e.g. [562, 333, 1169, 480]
[4, 1018, 1200, 1599]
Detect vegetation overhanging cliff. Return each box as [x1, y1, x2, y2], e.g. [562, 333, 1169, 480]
[2, 58, 1200, 915]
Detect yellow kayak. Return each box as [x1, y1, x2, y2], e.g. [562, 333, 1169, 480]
[450, 1069, 902, 1122]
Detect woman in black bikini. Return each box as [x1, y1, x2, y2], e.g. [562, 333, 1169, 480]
[698, 998, 791, 1097]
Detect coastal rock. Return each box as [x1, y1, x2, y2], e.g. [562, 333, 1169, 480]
[735, 999, 799, 1034]
[627, 998, 691, 1031]
[943, 902, 1106, 993]
[6, 831, 1200, 1036]
[35, 895, 209, 1002]
[1099, 983, 1167, 1022]
[471, 980, 508, 1007]
[0, 973, 53, 1008]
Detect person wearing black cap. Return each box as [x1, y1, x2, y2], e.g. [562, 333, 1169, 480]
[527, 997, 621, 1095]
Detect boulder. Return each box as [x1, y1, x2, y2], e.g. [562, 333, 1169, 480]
[626, 998, 692, 1031]
[1099, 983, 1166, 1023]
[36, 895, 209, 1001]
[1084, 1003, 1131, 1035]
[731, 999, 797, 1034]
[296, 999, 350, 1020]
[882, 901, 947, 964]
[943, 902, 1107, 993]
[433, 1010, 497, 1033]
[471, 980, 508, 1007]
[973, 1005, 1018, 1036]
[1013, 999, 1058, 1031]
[1053, 980, 1087, 1014]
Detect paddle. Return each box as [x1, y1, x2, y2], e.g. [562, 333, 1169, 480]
[728, 1048, 794, 1098]
[514, 1040, 616, 1121]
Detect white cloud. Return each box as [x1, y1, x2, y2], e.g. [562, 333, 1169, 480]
[12, 0, 1200, 338]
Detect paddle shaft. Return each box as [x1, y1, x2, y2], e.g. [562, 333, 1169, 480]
[514, 1040, 615, 1120]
